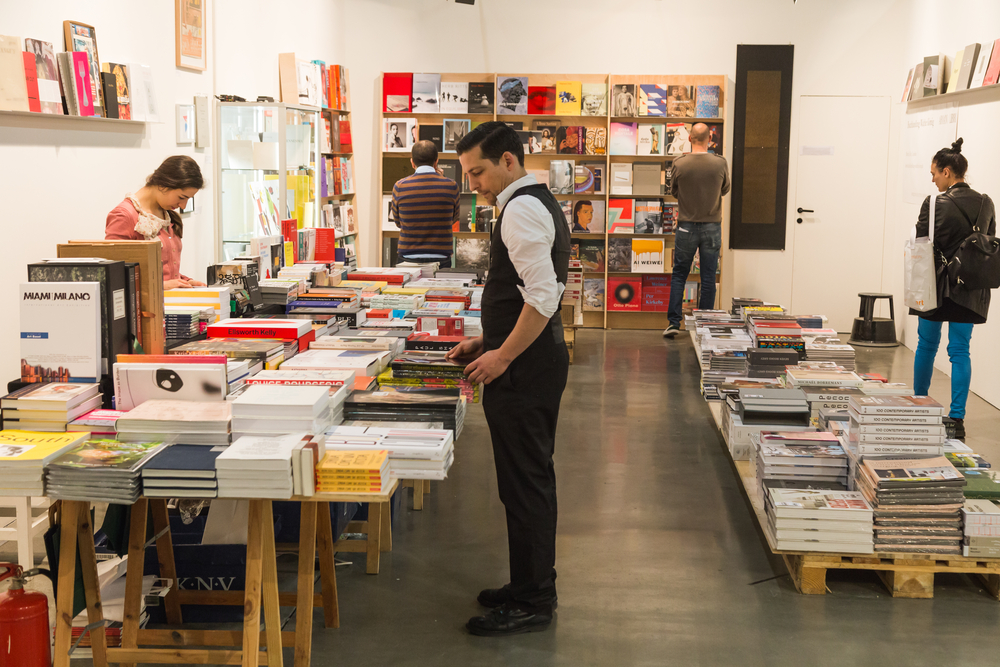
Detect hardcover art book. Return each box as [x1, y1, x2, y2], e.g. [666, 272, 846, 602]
[695, 85, 721, 117]
[24, 38, 63, 114]
[666, 85, 695, 117]
[607, 238, 632, 272]
[383, 72, 413, 112]
[577, 240, 606, 272]
[497, 76, 528, 114]
[636, 124, 665, 155]
[20, 282, 101, 384]
[634, 201, 663, 234]
[583, 279, 605, 312]
[612, 83, 637, 117]
[454, 238, 490, 272]
[556, 126, 582, 154]
[528, 86, 556, 115]
[412, 73, 441, 112]
[555, 81, 581, 115]
[581, 83, 607, 116]
[439, 81, 468, 113]
[468, 81, 495, 114]
[443, 118, 470, 152]
[585, 127, 607, 155]
[610, 122, 638, 155]
[607, 198, 635, 233]
[384, 118, 416, 152]
[631, 238, 665, 273]
[533, 121, 560, 153]
[639, 84, 666, 116]
[607, 277, 642, 311]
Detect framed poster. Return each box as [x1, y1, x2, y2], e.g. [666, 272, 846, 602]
[176, 104, 195, 144]
[175, 0, 206, 71]
[63, 20, 103, 117]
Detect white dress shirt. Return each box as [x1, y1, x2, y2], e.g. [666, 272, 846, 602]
[495, 174, 566, 318]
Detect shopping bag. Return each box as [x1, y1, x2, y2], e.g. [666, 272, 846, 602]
[904, 194, 938, 312]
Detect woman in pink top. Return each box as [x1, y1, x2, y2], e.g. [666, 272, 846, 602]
[105, 155, 206, 289]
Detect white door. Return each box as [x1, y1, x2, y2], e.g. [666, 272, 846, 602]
[791, 96, 891, 332]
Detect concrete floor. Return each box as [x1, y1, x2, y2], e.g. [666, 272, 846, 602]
[25, 329, 1000, 665]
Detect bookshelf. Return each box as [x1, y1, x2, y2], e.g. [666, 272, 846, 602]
[320, 92, 362, 264]
[376, 72, 726, 330]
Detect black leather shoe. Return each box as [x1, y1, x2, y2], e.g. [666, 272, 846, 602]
[467, 602, 553, 637]
[478, 585, 557, 609]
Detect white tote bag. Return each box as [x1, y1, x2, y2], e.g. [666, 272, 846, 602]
[904, 194, 938, 312]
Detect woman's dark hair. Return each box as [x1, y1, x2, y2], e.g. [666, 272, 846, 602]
[932, 137, 968, 178]
[146, 156, 203, 238]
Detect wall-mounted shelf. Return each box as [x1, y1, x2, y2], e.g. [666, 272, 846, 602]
[907, 81, 1000, 106]
[0, 109, 147, 128]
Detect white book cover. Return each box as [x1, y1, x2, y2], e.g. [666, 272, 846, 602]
[971, 41, 994, 88]
[636, 124, 665, 156]
[231, 384, 330, 418]
[113, 363, 228, 411]
[245, 369, 356, 388]
[412, 73, 441, 113]
[631, 238, 665, 273]
[216, 433, 308, 470]
[20, 282, 101, 383]
[280, 349, 390, 374]
[384, 119, 416, 152]
[382, 194, 396, 231]
[440, 82, 469, 114]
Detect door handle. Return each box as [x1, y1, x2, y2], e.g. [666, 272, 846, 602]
[797, 207, 814, 214]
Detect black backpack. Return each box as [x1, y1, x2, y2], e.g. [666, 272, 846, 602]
[945, 193, 1000, 290]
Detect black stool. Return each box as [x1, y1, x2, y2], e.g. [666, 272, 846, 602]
[848, 292, 899, 347]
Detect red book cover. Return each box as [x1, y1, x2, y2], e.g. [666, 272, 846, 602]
[367, 309, 392, 319]
[208, 325, 300, 341]
[348, 272, 405, 285]
[71, 51, 94, 116]
[297, 330, 316, 352]
[314, 228, 339, 261]
[607, 277, 642, 311]
[22, 53, 40, 112]
[528, 86, 556, 114]
[330, 65, 340, 109]
[281, 218, 299, 262]
[383, 72, 413, 112]
[985, 39, 1000, 86]
[339, 119, 353, 151]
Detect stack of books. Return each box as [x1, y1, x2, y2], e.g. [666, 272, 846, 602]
[68, 409, 126, 438]
[701, 349, 749, 400]
[845, 395, 946, 459]
[764, 488, 874, 554]
[141, 444, 222, 498]
[258, 279, 301, 306]
[796, 315, 825, 329]
[959, 467, 1000, 499]
[345, 390, 466, 437]
[115, 400, 232, 446]
[46, 439, 167, 504]
[961, 499, 1000, 557]
[316, 450, 390, 493]
[164, 306, 211, 339]
[164, 286, 232, 323]
[230, 385, 335, 439]
[737, 388, 810, 427]
[377, 368, 481, 403]
[279, 349, 392, 376]
[746, 349, 798, 380]
[313, 330, 408, 355]
[0, 430, 89, 495]
[801, 387, 863, 423]
[1, 383, 103, 432]
[856, 456, 966, 554]
[804, 341, 856, 371]
[207, 318, 316, 360]
[747, 314, 804, 352]
[348, 266, 422, 285]
[172, 339, 286, 372]
[369, 293, 425, 310]
[325, 426, 454, 480]
[216, 433, 310, 499]
[722, 387, 813, 460]
[785, 367, 864, 390]
[751, 431, 850, 498]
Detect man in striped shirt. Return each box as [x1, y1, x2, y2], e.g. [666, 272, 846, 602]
[392, 140, 460, 264]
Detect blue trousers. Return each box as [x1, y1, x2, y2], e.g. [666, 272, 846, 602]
[668, 222, 721, 326]
[913, 318, 973, 419]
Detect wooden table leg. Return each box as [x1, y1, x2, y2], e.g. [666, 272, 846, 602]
[242, 499, 265, 667]
[120, 498, 149, 667]
[425, 480, 431, 495]
[77, 503, 109, 667]
[315, 502, 339, 629]
[149, 499, 183, 624]
[52, 500, 81, 667]
[365, 502, 382, 575]
[260, 500, 283, 667]
[380, 498, 392, 553]
[294, 502, 317, 666]
[412, 480, 424, 511]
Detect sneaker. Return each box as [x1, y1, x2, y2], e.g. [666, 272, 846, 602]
[662, 324, 681, 338]
[953, 418, 966, 442]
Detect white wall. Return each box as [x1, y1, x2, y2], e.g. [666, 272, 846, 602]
[5, 0, 1000, 405]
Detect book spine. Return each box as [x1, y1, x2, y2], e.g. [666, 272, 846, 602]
[207, 327, 298, 341]
[244, 379, 346, 387]
[857, 424, 946, 435]
[405, 341, 462, 352]
[856, 406, 945, 416]
[855, 443, 944, 455]
[851, 414, 941, 424]
[855, 434, 946, 444]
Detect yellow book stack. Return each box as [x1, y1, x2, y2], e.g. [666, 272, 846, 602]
[316, 450, 389, 493]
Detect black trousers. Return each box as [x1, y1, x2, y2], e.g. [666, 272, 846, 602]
[482, 325, 569, 609]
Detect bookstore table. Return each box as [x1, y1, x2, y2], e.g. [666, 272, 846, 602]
[692, 331, 1000, 599]
[51, 480, 399, 667]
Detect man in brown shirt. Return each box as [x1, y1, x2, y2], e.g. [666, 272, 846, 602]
[663, 123, 730, 337]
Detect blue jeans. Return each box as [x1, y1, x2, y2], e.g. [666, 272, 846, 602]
[668, 222, 721, 326]
[913, 318, 973, 419]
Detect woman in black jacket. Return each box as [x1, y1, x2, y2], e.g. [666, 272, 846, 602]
[911, 138, 996, 441]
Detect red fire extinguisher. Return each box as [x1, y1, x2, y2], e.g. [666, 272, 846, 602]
[0, 563, 51, 667]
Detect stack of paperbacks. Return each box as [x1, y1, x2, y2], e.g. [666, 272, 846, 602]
[230, 385, 338, 439]
[312, 331, 407, 356]
[207, 318, 315, 364]
[171, 339, 286, 372]
[325, 426, 454, 480]
[747, 314, 804, 352]
[784, 367, 864, 391]
[163, 306, 214, 339]
[46, 439, 167, 504]
[68, 409, 127, 439]
[348, 266, 422, 285]
[845, 395, 946, 460]
[750, 432, 849, 503]
[216, 433, 323, 499]
[855, 456, 966, 555]
[345, 390, 466, 438]
[1, 383, 102, 432]
[0, 430, 89, 495]
[116, 400, 233, 446]
[764, 488, 874, 554]
[804, 341, 857, 372]
[961, 499, 1000, 558]
[258, 279, 301, 307]
[141, 444, 223, 498]
[285, 287, 363, 326]
[244, 368, 356, 394]
[316, 450, 390, 493]
[378, 350, 480, 403]
[280, 348, 392, 377]
[164, 286, 232, 323]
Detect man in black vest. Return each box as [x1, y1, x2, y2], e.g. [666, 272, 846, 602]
[449, 122, 570, 636]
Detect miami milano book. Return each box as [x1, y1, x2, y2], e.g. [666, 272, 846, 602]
[20, 282, 101, 384]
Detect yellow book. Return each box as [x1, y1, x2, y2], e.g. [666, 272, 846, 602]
[0, 431, 89, 466]
[946, 49, 964, 93]
[284, 242, 295, 267]
[318, 450, 388, 474]
[555, 81, 582, 115]
[382, 287, 429, 296]
[339, 280, 388, 292]
[316, 472, 384, 481]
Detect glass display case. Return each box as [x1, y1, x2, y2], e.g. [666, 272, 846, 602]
[215, 102, 320, 260]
